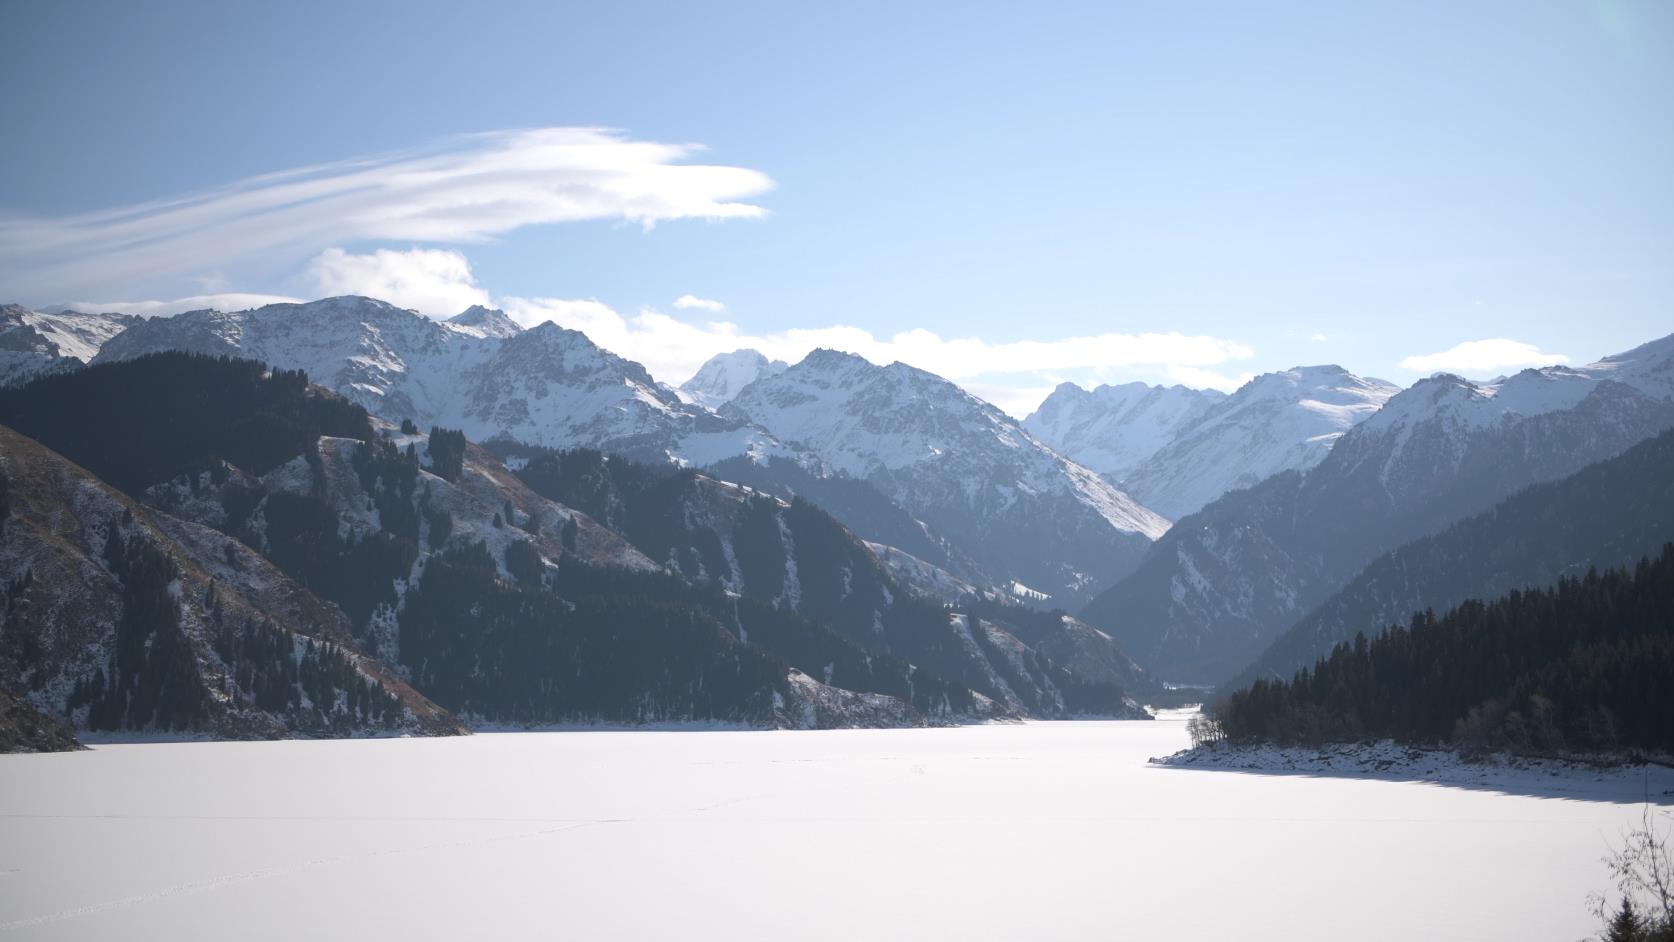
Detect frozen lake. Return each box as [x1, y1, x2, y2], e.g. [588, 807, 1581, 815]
[1, 714, 1667, 941]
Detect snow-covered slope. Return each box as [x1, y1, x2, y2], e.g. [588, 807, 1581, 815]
[680, 349, 788, 410]
[0, 304, 139, 387]
[93, 296, 784, 466]
[722, 349, 1169, 607]
[1023, 381, 1224, 481]
[1082, 333, 1674, 685]
[1121, 366, 1399, 519]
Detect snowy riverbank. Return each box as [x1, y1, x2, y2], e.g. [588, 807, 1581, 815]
[1153, 739, 1674, 802]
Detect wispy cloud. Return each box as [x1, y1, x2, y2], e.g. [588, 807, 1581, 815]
[0, 127, 774, 300]
[1399, 338, 1569, 374]
[673, 294, 726, 312]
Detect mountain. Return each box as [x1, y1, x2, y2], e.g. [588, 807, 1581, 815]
[1081, 334, 1674, 685]
[0, 686, 83, 753]
[680, 349, 788, 410]
[501, 445, 1153, 717]
[3, 353, 1146, 729]
[1120, 366, 1399, 519]
[93, 296, 781, 467]
[722, 349, 1170, 607]
[1023, 381, 1224, 482]
[0, 422, 465, 739]
[445, 304, 523, 339]
[0, 304, 139, 387]
[1228, 425, 1674, 692]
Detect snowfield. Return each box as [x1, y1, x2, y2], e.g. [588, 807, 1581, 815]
[1, 714, 1666, 941]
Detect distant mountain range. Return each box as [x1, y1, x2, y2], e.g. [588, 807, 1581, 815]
[1081, 333, 1674, 684]
[0, 353, 1154, 741]
[1028, 366, 1398, 519]
[4, 292, 1671, 739]
[89, 297, 1170, 608]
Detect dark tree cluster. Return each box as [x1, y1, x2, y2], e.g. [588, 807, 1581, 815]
[511, 444, 1132, 717]
[426, 426, 467, 483]
[207, 595, 402, 730]
[253, 491, 416, 632]
[69, 528, 205, 731]
[1210, 544, 1674, 757]
[0, 353, 373, 495]
[397, 542, 787, 724]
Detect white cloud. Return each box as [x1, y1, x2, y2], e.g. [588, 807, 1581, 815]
[62, 293, 304, 317]
[959, 381, 1062, 419]
[1399, 338, 1570, 374]
[673, 295, 726, 312]
[501, 295, 1254, 395]
[1309, 333, 1328, 342]
[1164, 364, 1256, 393]
[306, 247, 491, 316]
[0, 127, 774, 300]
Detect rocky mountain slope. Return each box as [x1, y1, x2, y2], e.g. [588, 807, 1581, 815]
[1024, 381, 1224, 482]
[1119, 366, 1399, 519]
[723, 349, 1169, 607]
[500, 445, 1153, 717]
[92, 296, 781, 467]
[0, 423, 465, 739]
[1081, 334, 1674, 685]
[0, 304, 138, 387]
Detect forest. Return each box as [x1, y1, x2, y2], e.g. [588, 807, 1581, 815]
[1206, 544, 1674, 757]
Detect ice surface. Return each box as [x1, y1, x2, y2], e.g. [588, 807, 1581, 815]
[0, 714, 1663, 941]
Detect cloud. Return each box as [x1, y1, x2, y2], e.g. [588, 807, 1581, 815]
[1399, 338, 1570, 374]
[501, 295, 1255, 394]
[1163, 364, 1256, 393]
[673, 295, 726, 312]
[61, 293, 304, 317]
[307, 247, 491, 315]
[0, 127, 774, 300]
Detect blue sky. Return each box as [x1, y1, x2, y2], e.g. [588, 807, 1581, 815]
[2, 0, 1670, 414]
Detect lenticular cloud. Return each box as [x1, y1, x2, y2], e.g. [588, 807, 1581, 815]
[0, 127, 775, 299]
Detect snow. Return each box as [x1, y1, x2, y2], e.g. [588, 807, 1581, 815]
[0, 714, 1658, 941]
[679, 349, 789, 411]
[1023, 381, 1225, 481]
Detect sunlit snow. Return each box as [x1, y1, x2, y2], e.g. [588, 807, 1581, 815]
[1, 714, 1664, 941]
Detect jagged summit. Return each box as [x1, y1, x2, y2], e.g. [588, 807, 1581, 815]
[94, 295, 783, 466]
[1025, 380, 1225, 482]
[680, 348, 789, 410]
[724, 347, 1168, 607]
[445, 304, 522, 339]
[1116, 365, 1399, 519]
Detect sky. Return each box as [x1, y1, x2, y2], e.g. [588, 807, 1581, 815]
[1, 1, 1670, 416]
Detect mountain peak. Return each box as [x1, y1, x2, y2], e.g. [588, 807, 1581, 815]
[680, 349, 789, 410]
[446, 305, 522, 339]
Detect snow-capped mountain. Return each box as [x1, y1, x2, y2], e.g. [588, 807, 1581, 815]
[0, 304, 139, 387]
[722, 349, 1169, 607]
[93, 296, 782, 467]
[445, 304, 523, 339]
[1081, 333, 1674, 685]
[680, 349, 788, 410]
[1023, 381, 1225, 481]
[1120, 366, 1399, 519]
